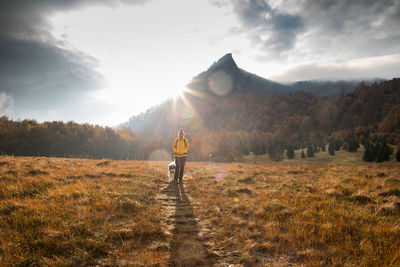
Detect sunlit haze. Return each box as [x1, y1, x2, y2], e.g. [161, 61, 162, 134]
[1, 0, 399, 125]
[48, 1, 251, 125]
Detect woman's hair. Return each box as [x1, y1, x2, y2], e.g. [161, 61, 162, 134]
[178, 129, 184, 135]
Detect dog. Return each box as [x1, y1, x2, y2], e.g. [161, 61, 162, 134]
[168, 161, 176, 181]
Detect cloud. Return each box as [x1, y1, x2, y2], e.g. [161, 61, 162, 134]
[229, 0, 304, 54]
[291, 0, 400, 59]
[271, 53, 400, 81]
[0, 0, 149, 123]
[209, 0, 230, 8]
[227, 0, 400, 64]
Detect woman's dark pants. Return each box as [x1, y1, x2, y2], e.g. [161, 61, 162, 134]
[174, 156, 186, 182]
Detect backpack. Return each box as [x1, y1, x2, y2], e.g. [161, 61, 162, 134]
[174, 138, 187, 150]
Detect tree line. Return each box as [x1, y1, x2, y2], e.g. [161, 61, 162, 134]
[0, 117, 143, 160]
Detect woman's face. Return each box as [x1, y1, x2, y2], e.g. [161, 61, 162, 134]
[179, 132, 184, 138]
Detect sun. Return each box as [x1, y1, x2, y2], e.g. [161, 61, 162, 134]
[170, 86, 188, 99]
[162, 77, 192, 100]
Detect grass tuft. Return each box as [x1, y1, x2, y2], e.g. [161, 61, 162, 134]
[379, 189, 400, 197]
[26, 169, 49, 176]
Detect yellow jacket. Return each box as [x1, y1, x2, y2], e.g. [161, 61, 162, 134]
[173, 138, 189, 157]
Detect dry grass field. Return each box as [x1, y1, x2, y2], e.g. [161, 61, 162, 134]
[1, 154, 400, 266]
[186, 161, 400, 266]
[0, 156, 169, 266]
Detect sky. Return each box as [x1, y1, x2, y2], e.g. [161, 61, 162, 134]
[0, 0, 400, 126]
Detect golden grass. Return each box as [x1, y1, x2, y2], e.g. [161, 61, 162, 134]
[1, 155, 400, 266]
[0, 156, 168, 266]
[185, 161, 400, 266]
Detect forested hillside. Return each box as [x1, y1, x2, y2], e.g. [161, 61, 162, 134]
[121, 77, 400, 161]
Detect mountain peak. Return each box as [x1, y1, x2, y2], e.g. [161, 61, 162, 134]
[207, 53, 238, 73]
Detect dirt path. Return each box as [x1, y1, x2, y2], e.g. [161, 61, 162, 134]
[156, 181, 218, 266]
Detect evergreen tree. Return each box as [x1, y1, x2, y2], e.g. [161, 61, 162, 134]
[306, 143, 314, 157]
[286, 144, 295, 159]
[376, 139, 391, 162]
[301, 149, 305, 159]
[334, 138, 342, 151]
[347, 136, 358, 152]
[314, 134, 325, 152]
[363, 141, 376, 162]
[328, 140, 335, 156]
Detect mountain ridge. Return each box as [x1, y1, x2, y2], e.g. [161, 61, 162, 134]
[187, 53, 365, 97]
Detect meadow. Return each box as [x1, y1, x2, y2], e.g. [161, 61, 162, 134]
[1, 154, 400, 266]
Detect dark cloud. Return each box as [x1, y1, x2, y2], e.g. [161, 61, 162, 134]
[0, 0, 149, 123]
[227, 0, 400, 63]
[293, 0, 400, 58]
[230, 0, 304, 54]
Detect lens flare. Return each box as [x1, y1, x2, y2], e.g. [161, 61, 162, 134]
[208, 70, 233, 96]
[214, 168, 227, 182]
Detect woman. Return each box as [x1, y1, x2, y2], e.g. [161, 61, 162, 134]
[172, 129, 189, 183]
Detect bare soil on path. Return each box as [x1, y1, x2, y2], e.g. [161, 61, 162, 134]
[156, 179, 239, 266]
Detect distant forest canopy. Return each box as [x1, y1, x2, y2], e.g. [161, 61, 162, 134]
[0, 119, 144, 160]
[1, 78, 399, 161]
